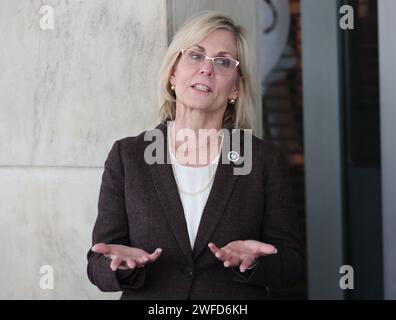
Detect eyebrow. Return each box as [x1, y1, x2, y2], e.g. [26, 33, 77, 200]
[192, 44, 233, 57]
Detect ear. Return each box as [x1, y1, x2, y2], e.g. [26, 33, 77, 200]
[232, 88, 239, 100]
[230, 76, 240, 100]
[170, 74, 176, 86]
[170, 62, 179, 85]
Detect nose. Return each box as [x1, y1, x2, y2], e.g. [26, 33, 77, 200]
[198, 59, 214, 77]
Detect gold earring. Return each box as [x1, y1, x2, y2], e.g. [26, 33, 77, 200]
[170, 85, 175, 91]
[229, 98, 236, 105]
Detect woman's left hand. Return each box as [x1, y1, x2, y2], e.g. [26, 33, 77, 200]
[208, 240, 278, 273]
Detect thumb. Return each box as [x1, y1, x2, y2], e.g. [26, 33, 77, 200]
[91, 243, 110, 255]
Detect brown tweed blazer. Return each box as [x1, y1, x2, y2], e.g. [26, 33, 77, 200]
[87, 122, 304, 300]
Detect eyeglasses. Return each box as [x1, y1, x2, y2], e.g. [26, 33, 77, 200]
[180, 48, 239, 75]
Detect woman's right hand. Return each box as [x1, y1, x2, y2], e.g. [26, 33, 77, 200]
[91, 243, 162, 271]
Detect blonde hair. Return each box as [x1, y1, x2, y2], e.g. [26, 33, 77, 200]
[158, 11, 254, 129]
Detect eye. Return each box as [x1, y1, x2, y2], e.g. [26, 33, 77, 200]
[188, 51, 204, 62]
[215, 58, 231, 68]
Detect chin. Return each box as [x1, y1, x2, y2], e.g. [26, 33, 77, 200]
[178, 97, 221, 113]
[184, 99, 212, 111]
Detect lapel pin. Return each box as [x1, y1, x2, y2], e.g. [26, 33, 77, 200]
[227, 151, 240, 162]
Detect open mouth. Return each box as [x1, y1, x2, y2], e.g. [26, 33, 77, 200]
[191, 83, 212, 93]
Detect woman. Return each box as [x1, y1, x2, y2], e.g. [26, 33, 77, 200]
[87, 11, 304, 300]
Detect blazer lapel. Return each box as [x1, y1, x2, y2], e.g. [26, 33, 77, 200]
[148, 123, 193, 264]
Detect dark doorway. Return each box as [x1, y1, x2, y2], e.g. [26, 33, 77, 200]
[339, 0, 383, 300]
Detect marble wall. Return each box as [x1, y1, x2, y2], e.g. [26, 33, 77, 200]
[0, 0, 167, 299]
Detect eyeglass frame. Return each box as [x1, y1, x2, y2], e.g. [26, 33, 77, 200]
[179, 48, 240, 75]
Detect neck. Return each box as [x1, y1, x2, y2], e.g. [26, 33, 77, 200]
[173, 103, 224, 132]
[169, 106, 225, 166]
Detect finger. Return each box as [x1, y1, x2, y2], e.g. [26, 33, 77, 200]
[91, 243, 110, 255]
[239, 264, 248, 273]
[239, 257, 255, 273]
[110, 256, 123, 271]
[125, 258, 137, 269]
[218, 249, 231, 261]
[208, 242, 220, 254]
[222, 247, 237, 261]
[209, 244, 227, 261]
[222, 254, 241, 267]
[147, 248, 162, 262]
[259, 244, 278, 256]
[223, 260, 232, 268]
[221, 252, 242, 268]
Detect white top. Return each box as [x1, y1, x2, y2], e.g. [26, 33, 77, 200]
[168, 122, 223, 250]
